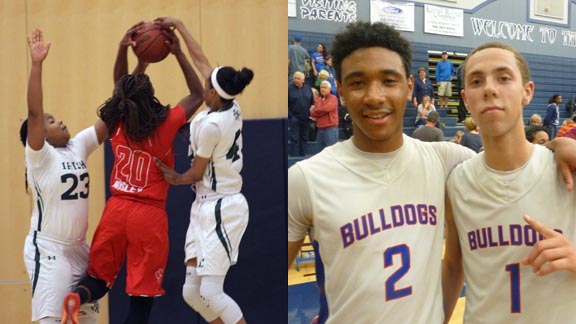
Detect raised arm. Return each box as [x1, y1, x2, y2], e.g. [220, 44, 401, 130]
[164, 29, 204, 119]
[155, 17, 213, 80]
[113, 21, 145, 84]
[26, 28, 51, 150]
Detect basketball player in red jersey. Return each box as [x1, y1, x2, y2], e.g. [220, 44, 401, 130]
[61, 23, 204, 324]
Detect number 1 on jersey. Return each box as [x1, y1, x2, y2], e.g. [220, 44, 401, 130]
[384, 244, 412, 301]
[505, 263, 521, 313]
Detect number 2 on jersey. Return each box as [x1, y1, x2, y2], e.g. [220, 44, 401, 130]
[384, 244, 412, 301]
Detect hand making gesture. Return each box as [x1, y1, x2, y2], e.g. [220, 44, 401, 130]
[521, 215, 576, 275]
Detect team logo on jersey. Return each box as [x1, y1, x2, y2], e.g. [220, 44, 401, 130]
[233, 108, 241, 120]
[155, 268, 164, 285]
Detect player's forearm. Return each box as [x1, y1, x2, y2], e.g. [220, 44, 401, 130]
[27, 62, 44, 119]
[441, 259, 464, 324]
[113, 45, 130, 84]
[174, 22, 212, 79]
[175, 51, 203, 99]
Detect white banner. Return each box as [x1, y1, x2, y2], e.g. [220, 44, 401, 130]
[289, 0, 297, 17]
[370, 0, 414, 32]
[424, 4, 463, 37]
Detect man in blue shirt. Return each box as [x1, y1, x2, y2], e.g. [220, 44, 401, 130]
[288, 71, 315, 156]
[436, 51, 455, 109]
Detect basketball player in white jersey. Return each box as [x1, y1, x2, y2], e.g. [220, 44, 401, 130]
[288, 22, 477, 324]
[444, 42, 576, 323]
[154, 17, 253, 324]
[22, 28, 107, 324]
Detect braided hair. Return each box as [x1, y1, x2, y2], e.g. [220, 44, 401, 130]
[98, 74, 169, 143]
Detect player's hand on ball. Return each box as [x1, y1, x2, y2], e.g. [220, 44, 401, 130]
[154, 157, 181, 185]
[154, 17, 181, 30]
[165, 29, 182, 55]
[120, 21, 145, 47]
[27, 28, 51, 63]
[521, 215, 576, 275]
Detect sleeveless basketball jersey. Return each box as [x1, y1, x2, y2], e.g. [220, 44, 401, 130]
[25, 126, 99, 243]
[289, 135, 474, 323]
[108, 106, 186, 208]
[188, 101, 243, 196]
[447, 144, 576, 323]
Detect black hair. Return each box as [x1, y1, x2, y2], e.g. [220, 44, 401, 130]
[331, 21, 412, 82]
[19, 119, 29, 192]
[215, 67, 254, 101]
[548, 94, 561, 104]
[20, 119, 28, 147]
[98, 74, 169, 143]
[525, 125, 549, 142]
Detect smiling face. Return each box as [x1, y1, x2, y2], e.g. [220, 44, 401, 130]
[461, 47, 534, 139]
[337, 47, 413, 153]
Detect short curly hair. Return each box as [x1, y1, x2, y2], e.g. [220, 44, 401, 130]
[331, 21, 412, 82]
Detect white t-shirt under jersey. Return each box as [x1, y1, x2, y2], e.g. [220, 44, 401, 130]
[25, 126, 99, 243]
[447, 144, 576, 323]
[289, 135, 474, 324]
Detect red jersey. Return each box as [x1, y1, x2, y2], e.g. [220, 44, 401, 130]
[109, 106, 186, 208]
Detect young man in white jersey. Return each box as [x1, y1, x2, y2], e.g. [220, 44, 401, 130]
[287, 22, 477, 324]
[154, 17, 253, 324]
[21, 28, 107, 324]
[444, 42, 576, 323]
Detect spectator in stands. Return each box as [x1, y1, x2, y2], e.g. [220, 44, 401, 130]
[556, 117, 575, 138]
[460, 117, 482, 153]
[314, 69, 329, 92]
[563, 123, 576, 140]
[324, 55, 338, 96]
[311, 80, 339, 151]
[525, 125, 550, 145]
[288, 34, 310, 84]
[412, 67, 435, 108]
[412, 110, 444, 142]
[414, 95, 436, 127]
[436, 51, 455, 109]
[311, 43, 327, 79]
[452, 130, 464, 144]
[288, 71, 315, 156]
[565, 95, 576, 116]
[455, 64, 467, 124]
[543, 93, 562, 138]
[529, 113, 543, 126]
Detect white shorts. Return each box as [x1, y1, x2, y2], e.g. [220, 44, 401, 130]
[184, 193, 249, 276]
[24, 234, 99, 323]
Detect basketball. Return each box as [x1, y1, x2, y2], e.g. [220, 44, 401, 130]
[132, 22, 170, 63]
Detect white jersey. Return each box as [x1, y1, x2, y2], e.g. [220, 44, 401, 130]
[25, 126, 99, 243]
[446, 144, 576, 323]
[289, 135, 474, 324]
[189, 101, 243, 197]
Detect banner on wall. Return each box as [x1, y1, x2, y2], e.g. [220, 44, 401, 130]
[298, 0, 357, 23]
[370, 0, 414, 32]
[424, 4, 463, 37]
[289, 0, 296, 17]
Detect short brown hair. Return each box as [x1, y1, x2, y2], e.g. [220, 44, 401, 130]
[462, 42, 530, 85]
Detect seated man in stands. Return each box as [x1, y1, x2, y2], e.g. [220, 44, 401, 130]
[412, 111, 444, 142]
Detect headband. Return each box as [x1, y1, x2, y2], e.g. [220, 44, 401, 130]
[211, 67, 236, 100]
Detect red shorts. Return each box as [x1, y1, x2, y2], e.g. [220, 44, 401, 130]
[87, 197, 168, 296]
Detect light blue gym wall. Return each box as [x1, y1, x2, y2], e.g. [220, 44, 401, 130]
[289, 0, 576, 58]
